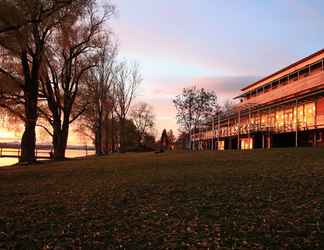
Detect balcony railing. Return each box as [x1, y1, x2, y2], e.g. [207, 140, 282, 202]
[192, 122, 323, 141]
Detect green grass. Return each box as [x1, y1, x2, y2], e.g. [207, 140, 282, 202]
[0, 149, 323, 249]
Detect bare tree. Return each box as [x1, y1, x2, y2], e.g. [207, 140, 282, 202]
[113, 62, 142, 152]
[167, 129, 176, 146]
[39, 3, 114, 160]
[79, 36, 117, 156]
[130, 102, 155, 147]
[0, 0, 91, 163]
[222, 99, 235, 115]
[0, 52, 24, 122]
[173, 87, 220, 149]
[175, 131, 189, 150]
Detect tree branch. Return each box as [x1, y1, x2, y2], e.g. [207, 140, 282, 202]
[36, 124, 53, 137]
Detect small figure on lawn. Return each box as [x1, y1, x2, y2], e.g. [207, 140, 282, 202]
[159, 129, 170, 153]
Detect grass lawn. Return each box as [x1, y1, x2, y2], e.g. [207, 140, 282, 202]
[0, 148, 323, 249]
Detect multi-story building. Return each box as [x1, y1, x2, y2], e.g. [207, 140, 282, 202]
[192, 49, 324, 150]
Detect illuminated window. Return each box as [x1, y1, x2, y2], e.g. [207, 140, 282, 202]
[218, 141, 225, 151]
[276, 110, 284, 128]
[241, 138, 253, 150]
[304, 103, 315, 126]
[297, 106, 304, 125]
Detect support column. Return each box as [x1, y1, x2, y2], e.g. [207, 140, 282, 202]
[217, 112, 220, 150]
[267, 135, 271, 149]
[303, 103, 306, 130]
[248, 107, 251, 140]
[314, 98, 318, 147]
[227, 118, 231, 150]
[237, 109, 241, 150]
[258, 110, 261, 132]
[268, 107, 271, 149]
[295, 99, 299, 148]
[313, 131, 317, 147]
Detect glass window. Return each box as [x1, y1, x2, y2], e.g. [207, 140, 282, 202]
[284, 108, 293, 130]
[305, 102, 315, 126]
[276, 110, 284, 129]
[218, 141, 225, 150]
[241, 138, 253, 150]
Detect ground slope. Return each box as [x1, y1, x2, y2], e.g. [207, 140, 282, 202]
[0, 149, 323, 249]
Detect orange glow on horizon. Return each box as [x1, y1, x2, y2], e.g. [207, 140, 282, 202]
[0, 126, 92, 145]
[0, 129, 18, 141]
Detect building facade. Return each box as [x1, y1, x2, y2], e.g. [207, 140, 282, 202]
[192, 49, 324, 150]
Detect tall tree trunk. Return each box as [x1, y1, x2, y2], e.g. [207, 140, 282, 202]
[111, 112, 115, 152]
[20, 80, 38, 164]
[103, 113, 109, 154]
[52, 121, 69, 161]
[119, 117, 126, 153]
[95, 117, 103, 156]
[137, 132, 142, 147]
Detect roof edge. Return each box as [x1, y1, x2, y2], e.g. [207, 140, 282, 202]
[241, 48, 324, 92]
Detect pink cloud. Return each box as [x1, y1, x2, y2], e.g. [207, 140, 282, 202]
[135, 75, 259, 136]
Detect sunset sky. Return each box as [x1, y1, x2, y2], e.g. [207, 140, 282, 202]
[1, 0, 324, 142]
[111, 0, 324, 135]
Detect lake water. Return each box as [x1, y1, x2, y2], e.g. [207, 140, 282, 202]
[0, 148, 95, 167]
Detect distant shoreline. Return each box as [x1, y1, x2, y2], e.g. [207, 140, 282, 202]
[0, 142, 95, 151]
[0, 148, 96, 167]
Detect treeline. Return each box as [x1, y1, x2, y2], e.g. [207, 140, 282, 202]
[0, 0, 155, 163]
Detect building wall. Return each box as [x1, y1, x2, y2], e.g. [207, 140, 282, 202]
[241, 65, 324, 107]
[316, 97, 324, 125]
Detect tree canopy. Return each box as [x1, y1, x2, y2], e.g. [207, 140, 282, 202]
[173, 86, 220, 134]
